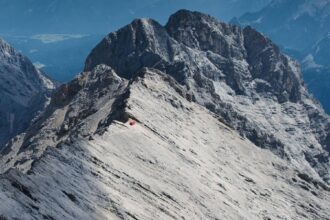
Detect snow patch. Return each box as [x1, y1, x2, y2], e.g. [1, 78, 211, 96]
[302, 54, 323, 69]
[33, 61, 46, 69]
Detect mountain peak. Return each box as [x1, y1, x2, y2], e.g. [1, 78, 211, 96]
[84, 16, 172, 79]
[166, 9, 241, 54]
[166, 9, 216, 22]
[82, 10, 330, 184]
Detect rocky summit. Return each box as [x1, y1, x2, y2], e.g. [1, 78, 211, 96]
[0, 10, 329, 219]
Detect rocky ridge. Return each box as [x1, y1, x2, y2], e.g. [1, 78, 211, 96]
[0, 67, 329, 219]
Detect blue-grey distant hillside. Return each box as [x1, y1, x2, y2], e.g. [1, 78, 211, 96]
[236, 0, 330, 113]
[236, 0, 330, 52]
[4, 34, 104, 82]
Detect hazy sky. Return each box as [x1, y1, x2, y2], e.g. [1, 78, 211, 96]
[0, 0, 271, 35]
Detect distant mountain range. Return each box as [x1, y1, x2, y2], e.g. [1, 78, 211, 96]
[4, 34, 103, 82]
[236, 0, 330, 52]
[235, 0, 330, 113]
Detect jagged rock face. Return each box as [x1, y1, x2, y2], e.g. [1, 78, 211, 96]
[0, 10, 330, 219]
[85, 10, 330, 182]
[0, 38, 56, 148]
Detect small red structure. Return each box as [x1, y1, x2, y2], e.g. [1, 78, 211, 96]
[129, 120, 136, 126]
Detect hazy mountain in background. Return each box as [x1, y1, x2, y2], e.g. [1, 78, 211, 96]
[0, 10, 329, 219]
[0, 38, 56, 148]
[5, 34, 104, 82]
[235, 0, 330, 113]
[236, 0, 330, 52]
[303, 34, 330, 112]
[0, 0, 271, 82]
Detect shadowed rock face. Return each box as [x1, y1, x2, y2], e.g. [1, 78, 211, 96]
[85, 18, 174, 79]
[243, 26, 303, 103]
[0, 39, 56, 148]
[0, 10, 329, 219]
